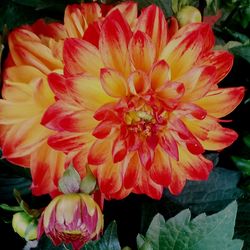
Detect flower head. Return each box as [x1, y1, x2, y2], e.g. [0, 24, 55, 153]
[43, 3, 244, 200]
[38, 193, 103, 250]
[0, 2, 136, 197]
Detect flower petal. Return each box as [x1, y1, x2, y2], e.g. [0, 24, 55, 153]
[150, 60, 170, 90]
[150, 146, 172, 186]
[99, 10, 132, 77]
[64, 38, 103, 76]
[159, 132, 179, 160]
[48, 132, 92, 153]
[88, 138, 112, 165]
[160, 24, 208, 79]
[100, 68, 128, 97]
[97, 160, 122, 195]
[135, 5, 168, 57]
[128, 70, 150, 95]
[194, 87, 245, 118]
[107, 1, 138, 26]
[129, 31, 156, 72]
[178, 66, 216, 101]
[123, 152, 140, 189]
[30, 142, 65, 196]
[112, 136, 127, 163]
[198, 50, 234, 85]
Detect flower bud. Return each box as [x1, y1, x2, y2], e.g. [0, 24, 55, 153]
[177, 6, 202, 27]
[38, 193, 103, 250]
[12, 212, 38, 240]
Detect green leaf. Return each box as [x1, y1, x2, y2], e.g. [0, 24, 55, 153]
[139, 201, 243, 250]
[230, 45, 250, 64]
[164, 167, 243, 214]
[136, 0, 173, 17]
[231, 156, 250, 176]
[58, 165, 81, 194]
[0, 204, 22, 212]
[83, 221, 121, 250]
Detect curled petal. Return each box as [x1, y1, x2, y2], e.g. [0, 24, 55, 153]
[150, 60, 170, 90]
[128, 70, 150, 95]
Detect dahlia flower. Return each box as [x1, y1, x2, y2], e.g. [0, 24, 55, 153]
[0, 2, 137, 196]
[42, 4, 244, 200]
[38, 193, 103, 250]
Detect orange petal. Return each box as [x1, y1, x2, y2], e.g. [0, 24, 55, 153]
[9, 29, 63, 74]
[100, 68, 128, 97]
[159, 132, 179, 160]
[135, 5, 168, 57]
[194, 87, 245, 118]
[198, 50, 234, 85]
[178, 66, 216, 101]
[160, 23, 211, 79]
[30, 142, 66, 196]
[178, 145, 213, 181]
[129, 31, 156, 72]
[48, 131, 92, 153]
[128, 70, 150, 95]
[168, 164, 186, 195]
[88, 138, 112, 165]
[150, 146, 172, 186]
[150, 60, 170, 90]
[107, 1, 138, 26]
[59, 110, 97, 132]
[112, 136, 127, 163]
[123, 152, 140, 189]
[64, 3, 101, 38]
[97, 160, 122, 194]
[2, 117, 49, 159]
[184, 115, 238, 150]
[0, 99, 40, 124]
[99, 10, 132, 77]
[64, 38, 103, 76]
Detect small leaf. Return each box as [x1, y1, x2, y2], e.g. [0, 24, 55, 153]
[58, 165, 81, 194]
[0, 204, 23, 212]
[231, 156, 250, 176]
[83, 221, 121, 250]
[80, 166, 97, 194]
[139, 201, 243, 250]
[230, 45, 250, 64]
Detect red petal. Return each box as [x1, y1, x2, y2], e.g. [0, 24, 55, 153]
[112, 136, 127, 163]
[159, 133, 179, 160]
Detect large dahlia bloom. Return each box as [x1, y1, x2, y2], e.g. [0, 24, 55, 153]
[0, 2, 136, 196]
[43, 4, 244, 200]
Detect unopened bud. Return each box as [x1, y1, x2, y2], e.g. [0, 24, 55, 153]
[177, 6, 202, 27]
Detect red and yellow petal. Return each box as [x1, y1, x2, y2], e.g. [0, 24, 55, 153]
[99, 10, 132, 77]
[149, 146, 172, 186]
[198, 50, 234, 85]
[64, 38, 103, 76]
[160, 23, 211, 79]
[129, 31, 156, 72]
[150, 60, 170, 90]
[135, 5, 168, 57]
[128, 70, 150, 95]
[30, 142, 66, 196]
[100, 68, 128, 97]
[194, 87, 245, 118]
